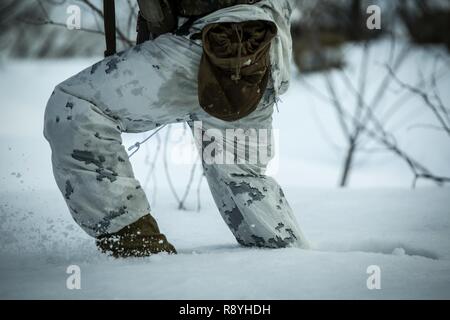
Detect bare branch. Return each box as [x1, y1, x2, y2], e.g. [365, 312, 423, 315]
[17, 16, 105, 36]
[387, 65, 450, 137]
[323, 73, 351, 140]
[163, 126, 184, 209]
[196, 172, 205, 212]
[179, 161, 199, 211]
[76, 0, 134, 46]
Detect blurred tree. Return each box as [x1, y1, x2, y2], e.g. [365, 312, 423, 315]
[0, 0, 137, 59]
[292, 0, 387, 74]
[398, 0, 450, 50]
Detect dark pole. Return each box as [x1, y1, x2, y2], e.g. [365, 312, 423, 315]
[103, 0, 116, 57]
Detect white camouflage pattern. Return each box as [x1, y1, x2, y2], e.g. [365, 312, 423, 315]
[44, 0, 308, 248]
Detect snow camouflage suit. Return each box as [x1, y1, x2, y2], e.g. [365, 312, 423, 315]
[44, 0, 309, 249]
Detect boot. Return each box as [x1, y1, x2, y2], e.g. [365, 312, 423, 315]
[96, 215, 177, 258]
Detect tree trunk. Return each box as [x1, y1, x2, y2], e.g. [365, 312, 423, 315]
[339, 142, 356, 187]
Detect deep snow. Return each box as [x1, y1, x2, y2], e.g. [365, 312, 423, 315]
[1, 188, 450, 299]
[1, 40, 450, 299]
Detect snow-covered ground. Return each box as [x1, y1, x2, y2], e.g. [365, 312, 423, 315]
[1, 40, 450, 299]
[1, 188, 450, 299]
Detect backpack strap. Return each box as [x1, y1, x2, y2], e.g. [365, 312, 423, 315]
[103, 0, 117, 57]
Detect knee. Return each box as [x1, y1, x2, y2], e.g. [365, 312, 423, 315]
[43, 85, 73, 144]
[43, 87, 59, 143]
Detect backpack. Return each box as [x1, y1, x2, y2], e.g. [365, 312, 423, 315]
[104, 0, 264, 55]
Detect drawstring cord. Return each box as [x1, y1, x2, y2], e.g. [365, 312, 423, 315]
[128, 124, 167, 158]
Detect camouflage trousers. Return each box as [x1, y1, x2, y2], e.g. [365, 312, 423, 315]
[43, 33, 308, 249]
